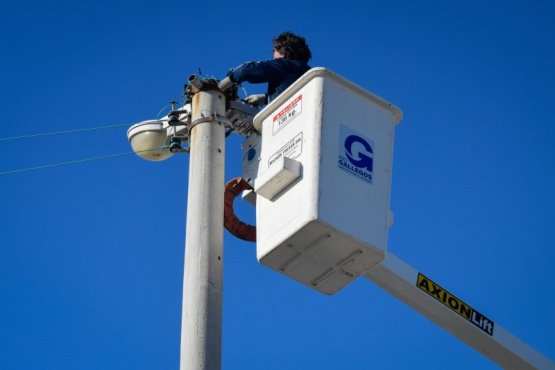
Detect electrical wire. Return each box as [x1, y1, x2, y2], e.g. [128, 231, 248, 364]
[0, 147, 167, 176]
[0, 123, 137, 142]
[156, 103, 173, 121]
[0, 97, 190, 143]
[239, 85, 249, 99]
[0, 103, 187, 176]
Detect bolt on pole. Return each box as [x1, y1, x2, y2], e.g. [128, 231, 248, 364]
[180, 77, 226, 370]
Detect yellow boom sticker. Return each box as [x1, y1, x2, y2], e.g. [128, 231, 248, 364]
[417, 273, 494, 336]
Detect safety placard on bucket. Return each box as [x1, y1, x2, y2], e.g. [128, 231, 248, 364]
[273, 94, 302, 135]
[269, 132, 303, 167]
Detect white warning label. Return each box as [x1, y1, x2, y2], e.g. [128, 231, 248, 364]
[269, 132, 303, 167]
[272, 94, 302, 135]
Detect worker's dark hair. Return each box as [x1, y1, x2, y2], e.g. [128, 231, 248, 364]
[273, 32, 312, 63]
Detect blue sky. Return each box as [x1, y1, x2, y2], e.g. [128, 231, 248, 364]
[1, 1, 554, 369]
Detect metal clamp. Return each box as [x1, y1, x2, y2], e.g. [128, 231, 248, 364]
[188, 113, 235, 132]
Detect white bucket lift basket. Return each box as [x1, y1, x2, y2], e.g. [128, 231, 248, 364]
[242, 68, 402, 294]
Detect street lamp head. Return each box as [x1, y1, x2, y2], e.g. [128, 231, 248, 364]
[127, 120, 173, 161]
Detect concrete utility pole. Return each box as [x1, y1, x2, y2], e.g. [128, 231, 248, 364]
[180, 76, 226, 370]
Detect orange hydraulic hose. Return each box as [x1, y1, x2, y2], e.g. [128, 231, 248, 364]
[224, 177, 256, 242]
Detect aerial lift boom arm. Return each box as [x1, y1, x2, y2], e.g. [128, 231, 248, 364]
[364, 253, 554, 369]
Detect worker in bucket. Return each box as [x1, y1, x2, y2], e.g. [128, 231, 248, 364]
[226, 31, 312, 106]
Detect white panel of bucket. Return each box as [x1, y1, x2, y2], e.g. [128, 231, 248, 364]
[247, 68, 402, 294]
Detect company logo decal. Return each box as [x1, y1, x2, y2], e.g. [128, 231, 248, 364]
[417, 273, 495, 336]
[338, 125, 374, 184]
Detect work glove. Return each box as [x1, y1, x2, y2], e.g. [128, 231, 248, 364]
[244, 94, 267, 106]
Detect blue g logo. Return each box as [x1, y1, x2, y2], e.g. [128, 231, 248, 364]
[345, 135, 373, 172]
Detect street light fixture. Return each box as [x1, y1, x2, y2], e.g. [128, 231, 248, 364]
[127, 120, 173, 161]
[126, 102, 192, 161]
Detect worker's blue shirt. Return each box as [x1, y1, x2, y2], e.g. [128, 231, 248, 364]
[228, 58, 310, 103]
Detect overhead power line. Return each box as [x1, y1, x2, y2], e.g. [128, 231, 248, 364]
[0, 123, 136, 142]
[0, 148, 165, 176]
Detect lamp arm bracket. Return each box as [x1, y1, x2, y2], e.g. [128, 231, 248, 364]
[188, 113, 235, 132]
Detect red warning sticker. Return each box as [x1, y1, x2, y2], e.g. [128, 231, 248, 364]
[272, 94, 302, 135]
